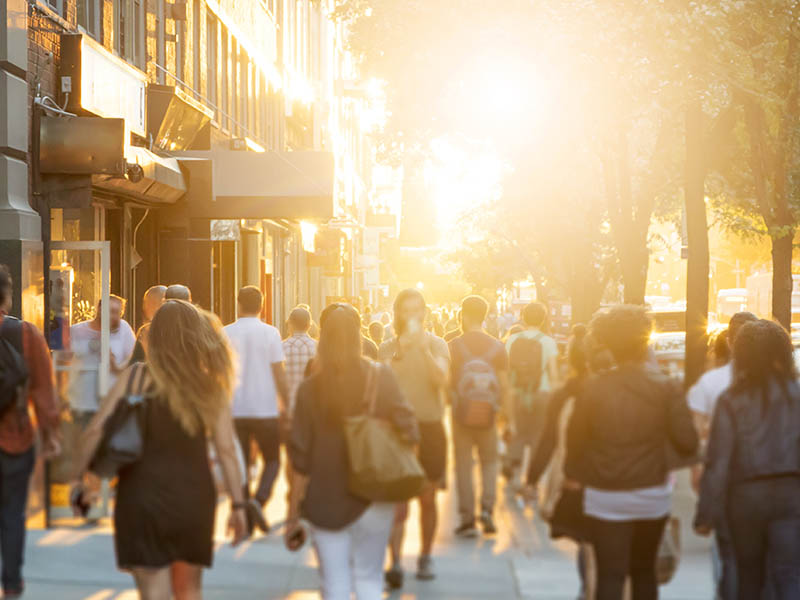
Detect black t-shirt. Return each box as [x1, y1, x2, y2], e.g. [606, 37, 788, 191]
[448, 330, 508, 382]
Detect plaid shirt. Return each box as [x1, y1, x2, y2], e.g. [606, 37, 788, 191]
[282, 333, 317, 412]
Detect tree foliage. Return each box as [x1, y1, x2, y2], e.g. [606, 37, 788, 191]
[335, 0, 800, 327]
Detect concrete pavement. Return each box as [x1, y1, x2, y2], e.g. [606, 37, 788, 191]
[19, 470, 713, 599]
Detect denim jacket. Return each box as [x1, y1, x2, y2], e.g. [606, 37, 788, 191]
[695, 378, 800, 528]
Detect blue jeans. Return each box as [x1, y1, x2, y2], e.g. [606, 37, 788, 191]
[728, 477, 800, 600]
[0, 448, 34, 592]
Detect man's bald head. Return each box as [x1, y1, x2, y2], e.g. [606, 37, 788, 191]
[143, 285, 167, 322]
[165, 284, 192, 302]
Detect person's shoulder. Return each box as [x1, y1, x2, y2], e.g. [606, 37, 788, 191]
[120, 319, 136, 336]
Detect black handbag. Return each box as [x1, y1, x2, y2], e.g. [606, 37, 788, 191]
[89, 363, 149, 478]
[548, 486, 589, 542]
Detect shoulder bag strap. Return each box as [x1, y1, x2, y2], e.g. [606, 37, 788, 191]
[126, 362, 149, 398]
[0, 317, 23, 355]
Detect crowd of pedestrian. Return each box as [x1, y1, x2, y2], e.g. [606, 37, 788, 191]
[1, 260, 799, 599]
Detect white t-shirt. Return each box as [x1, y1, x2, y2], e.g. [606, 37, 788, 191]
[69, 319, 137, 412]
[584, 482, 673, 521]
[224, 317, 285, 418]
[687, 363, 732, 416]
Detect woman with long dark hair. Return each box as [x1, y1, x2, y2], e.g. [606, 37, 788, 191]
[72, 300, 247, 599]
[696, 319, 800, 599]
[286, 303, 419, 600]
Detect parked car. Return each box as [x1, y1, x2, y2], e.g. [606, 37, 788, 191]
[651, 331, 685, 381]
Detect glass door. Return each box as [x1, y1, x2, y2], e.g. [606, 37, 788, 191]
[46, 241, 111, 524]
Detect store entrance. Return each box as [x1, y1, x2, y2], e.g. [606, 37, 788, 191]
[45, 241, 111, 526]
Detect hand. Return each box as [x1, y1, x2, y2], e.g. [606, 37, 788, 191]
[70, 482, 90, 517]
[284, 518, 306, 552]
[228, 508, 248, 547]
[519, 484, 537, 502]
[41, 434, 62, 460]
[690, 466, 703, 494]
[694, 523, 712, 537]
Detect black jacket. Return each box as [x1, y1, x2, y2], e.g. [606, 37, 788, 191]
[695, 378, 800, 528]
[565, 363, 698, 491]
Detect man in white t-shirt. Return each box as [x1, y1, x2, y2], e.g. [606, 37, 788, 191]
[224, 286, 289, 533]
[688, 311, 756, 600]
[69, 295, 136, 426]
[504, 302, 560, 490]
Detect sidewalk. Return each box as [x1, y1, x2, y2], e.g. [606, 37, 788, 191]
[20, 470, 712, 599]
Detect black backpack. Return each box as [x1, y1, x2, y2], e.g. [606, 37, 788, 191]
[0, 317, 29, 414]
[509, 332, 544, 392]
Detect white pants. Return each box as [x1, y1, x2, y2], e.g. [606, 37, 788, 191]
[311, 502, 395, 600]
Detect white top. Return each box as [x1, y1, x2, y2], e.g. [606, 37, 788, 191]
[584, 482, 673, 521]
[505, 328, 559, 392]
[224, 317, 285, 418]
[687, 363, 732, 416]
[69, 319, 137, 412]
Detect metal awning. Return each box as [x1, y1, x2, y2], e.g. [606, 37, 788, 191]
[92, 146, 186, 204]
[176, 150, 334, 219]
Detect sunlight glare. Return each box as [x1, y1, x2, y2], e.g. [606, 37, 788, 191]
[426, 137, 508, 246]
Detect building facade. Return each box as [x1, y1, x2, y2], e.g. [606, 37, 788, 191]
[0, 0, 400, 522]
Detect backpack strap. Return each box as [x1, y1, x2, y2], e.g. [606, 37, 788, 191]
[456, 335, 500, 364]
[0, 317, 24, 356]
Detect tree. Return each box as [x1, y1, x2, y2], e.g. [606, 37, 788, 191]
[702, 2, 800, 329]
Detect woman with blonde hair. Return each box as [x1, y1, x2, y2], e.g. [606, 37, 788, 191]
[72, 300, 247, 599]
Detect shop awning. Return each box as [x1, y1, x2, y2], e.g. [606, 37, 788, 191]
[92, 146, 186, 204]
[177, 150, 334, 220]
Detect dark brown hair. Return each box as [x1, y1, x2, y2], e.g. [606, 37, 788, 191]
[237, 286, 263, 315]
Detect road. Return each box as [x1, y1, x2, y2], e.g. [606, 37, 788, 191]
[21, 468, 712, 599]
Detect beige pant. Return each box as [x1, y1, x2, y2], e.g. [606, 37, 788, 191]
[452, 421, 498, 523]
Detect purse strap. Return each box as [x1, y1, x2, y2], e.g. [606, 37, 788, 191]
[364, 362, 380, 416]
[126, 362, 149, 398]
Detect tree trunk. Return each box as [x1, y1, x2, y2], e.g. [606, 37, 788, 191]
[620, 241, 648, 305]
[771, 231, 794, 330]
[684, 101, 709, 388]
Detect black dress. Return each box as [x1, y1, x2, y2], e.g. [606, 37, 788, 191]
[114, 393, 216, 569]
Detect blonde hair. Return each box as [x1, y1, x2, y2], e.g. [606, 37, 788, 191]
[147, 300, 235, 436]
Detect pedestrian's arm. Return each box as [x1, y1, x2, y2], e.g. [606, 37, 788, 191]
[546, 354, 560, 389]
[497, 368, 512, 423]
[211, 405, 246, 505]
[667, 383, 700, 457]
[563, 387, 591, 481]
[527, 381, 572, 485]
[287, 384, 313, 522]
[271, 362, 290, 414]
[689, 410, 710, 493]
[71, 365, 134, 479]
[25, 324, 61, 454]
[379, 366, 420, 445]
[423, 337, 449, 388]
[695, 399, 735, 531]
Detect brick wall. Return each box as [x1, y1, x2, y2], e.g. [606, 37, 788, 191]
[27, 1, 77, 211]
